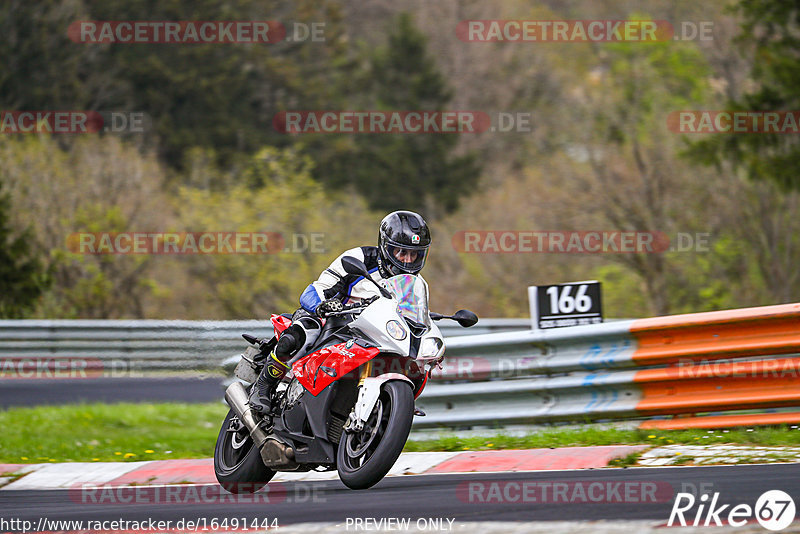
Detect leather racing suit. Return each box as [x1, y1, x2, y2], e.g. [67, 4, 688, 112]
[248, 245, 425, 414]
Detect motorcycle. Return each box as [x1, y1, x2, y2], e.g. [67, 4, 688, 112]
[213, 256, 478, 491]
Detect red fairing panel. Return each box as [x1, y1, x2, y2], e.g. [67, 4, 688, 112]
[270, 314, 292, 334]
[292, 342, 379, 396]
[415, 372, 427, 399]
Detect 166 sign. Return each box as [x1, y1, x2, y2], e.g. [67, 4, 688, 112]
[529, 281, 603, 329]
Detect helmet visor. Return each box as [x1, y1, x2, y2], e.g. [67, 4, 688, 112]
[383, 243, 428, 274]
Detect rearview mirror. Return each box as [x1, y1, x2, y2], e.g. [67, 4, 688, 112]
[341, 255, 393, 299]
[341, 256, 370, 277]
[453, 309, 478, 328]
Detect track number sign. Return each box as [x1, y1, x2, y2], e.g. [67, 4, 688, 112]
[530, 281, 602, 329]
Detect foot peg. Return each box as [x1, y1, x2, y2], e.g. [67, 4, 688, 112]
[247, 392, 271, 415]
[242, 333, 260, 345]
[414, 407, 426, 416]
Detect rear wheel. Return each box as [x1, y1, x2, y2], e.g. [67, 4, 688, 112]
[213, 408, 275, 493]
[337, 381, 413, 489]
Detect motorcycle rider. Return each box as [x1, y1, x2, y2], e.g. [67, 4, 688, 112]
[248, 210, 431, 416]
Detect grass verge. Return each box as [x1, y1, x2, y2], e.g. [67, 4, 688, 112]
[0, 402, 229, 463]
[403, 425, 800, 452]
[607, 452, 642, 468]
[3, 403, 800, 463]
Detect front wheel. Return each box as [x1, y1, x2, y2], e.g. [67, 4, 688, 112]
[214, 408, 275, 493]
[337, 381, 414, 490]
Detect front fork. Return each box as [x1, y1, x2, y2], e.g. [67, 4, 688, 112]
[344, 361, 414, 433]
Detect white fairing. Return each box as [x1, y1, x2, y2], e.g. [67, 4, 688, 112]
[345, 274, 446, 428]
[349, 274, 445, 361]
[349, 296, 445, 361]
[350, 298, 411, 354]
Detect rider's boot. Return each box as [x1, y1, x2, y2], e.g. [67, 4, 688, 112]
[248, 351, 289, 416]
[248, 329, 298, 416]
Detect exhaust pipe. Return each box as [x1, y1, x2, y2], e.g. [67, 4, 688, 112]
[224, 382, 269, 448]
[224, 381, 297, 468]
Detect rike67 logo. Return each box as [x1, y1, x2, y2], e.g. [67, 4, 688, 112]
[669, 490, 796, 531]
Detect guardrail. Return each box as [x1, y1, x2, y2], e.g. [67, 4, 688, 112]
[0, 318, 530, 372]
[2, 304, 799, 430]
[415, 302, 800, 430]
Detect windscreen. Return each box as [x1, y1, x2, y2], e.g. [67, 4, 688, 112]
[381, 274, 431, 333]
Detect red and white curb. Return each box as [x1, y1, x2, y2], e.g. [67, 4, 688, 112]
[0, 445, 645, 491]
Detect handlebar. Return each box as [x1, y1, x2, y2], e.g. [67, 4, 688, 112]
[320, 295, 380, 318]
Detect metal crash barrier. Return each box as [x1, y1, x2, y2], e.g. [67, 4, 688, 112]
[416, 303, 800, 430]
[1, 304, 799, 430]
[0, 318, 528, 373]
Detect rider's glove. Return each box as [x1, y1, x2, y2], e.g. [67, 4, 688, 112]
[315, 298, 343, 317]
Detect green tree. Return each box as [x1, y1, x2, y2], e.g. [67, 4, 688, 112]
[310, 13, 481, 217]
[177, 146, 377, 318]
[679, 0, 800, 307]
[0, 0, 348, 171]
[0, 179, 48, 318]
[688, 0, 800, 191]
[0, 136, 171, 318]
[562, 37, 713, 315]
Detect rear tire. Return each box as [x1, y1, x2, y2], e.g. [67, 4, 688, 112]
[213, 408, 275, 493]
[337, 381, 413, 490]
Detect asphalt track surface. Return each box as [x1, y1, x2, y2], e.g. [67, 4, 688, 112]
[1, 465, 798, 528]
[0, 377, 224, 408]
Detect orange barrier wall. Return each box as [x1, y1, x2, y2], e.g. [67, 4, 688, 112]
[628, 304, 800, 428]
[630, 303, 800, 366]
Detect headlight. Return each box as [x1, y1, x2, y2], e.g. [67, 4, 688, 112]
[386, 320, 407, 340]
[420, 337, 444, 359]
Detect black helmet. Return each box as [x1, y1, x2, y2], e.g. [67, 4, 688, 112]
[377, 210, 431, 277]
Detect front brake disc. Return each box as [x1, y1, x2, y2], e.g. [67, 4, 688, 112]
[346, 401, 383, 457]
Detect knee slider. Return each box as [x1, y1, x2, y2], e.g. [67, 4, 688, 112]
[276, 325, 306, 360]
[275, 333, 297, 357]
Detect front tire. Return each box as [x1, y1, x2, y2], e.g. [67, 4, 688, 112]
[337, 381, 414, 490]
[214, 408, 275, 493]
